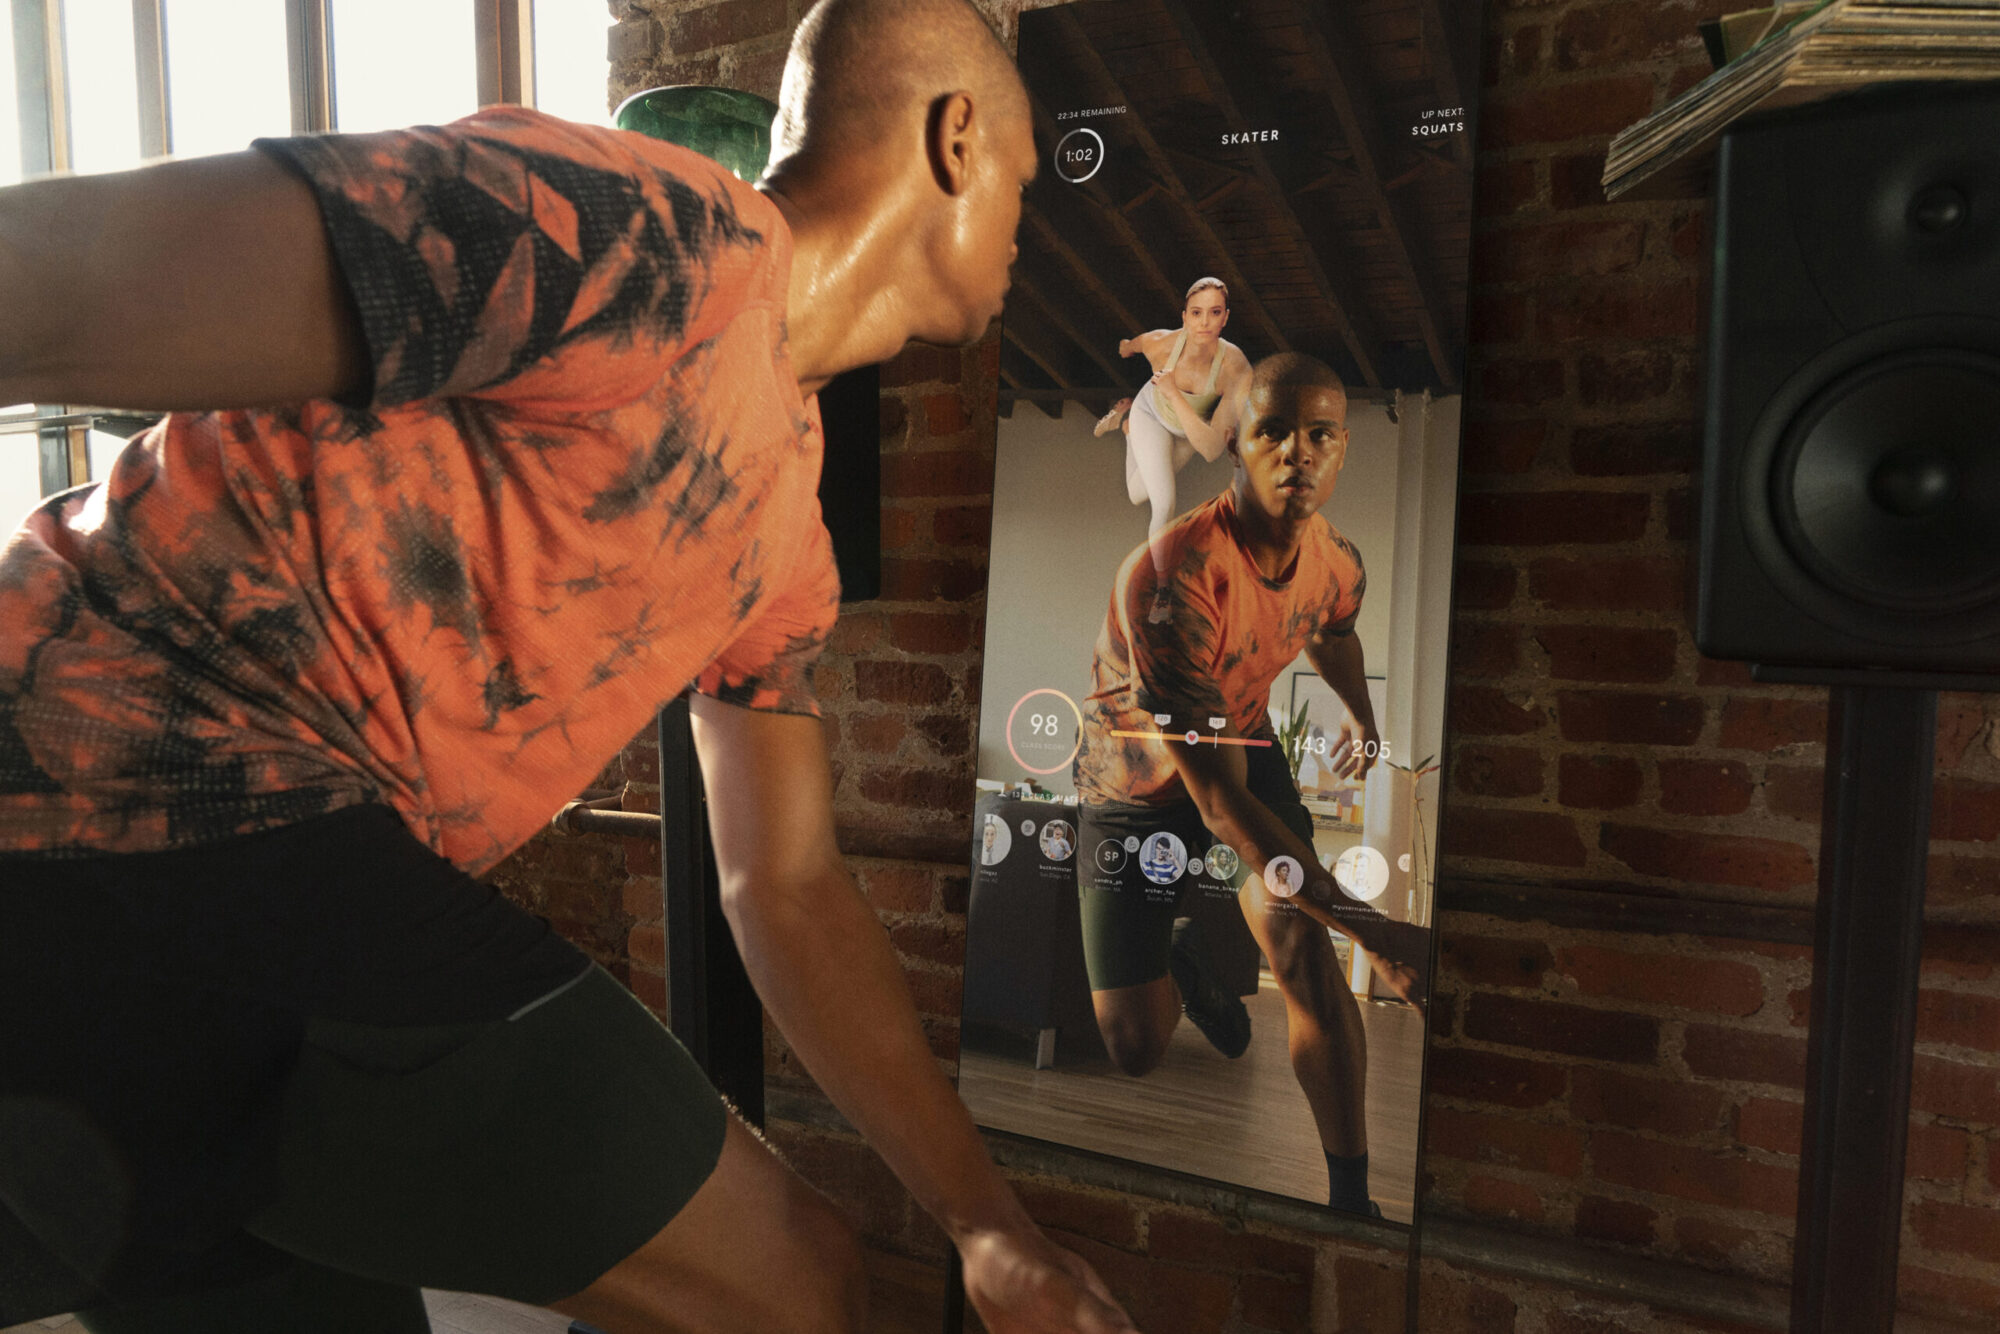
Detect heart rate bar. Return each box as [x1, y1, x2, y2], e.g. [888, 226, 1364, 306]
[1109, 729, 1273, 748]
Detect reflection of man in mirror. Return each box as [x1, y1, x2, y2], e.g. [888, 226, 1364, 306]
[1093, 278, 1254, 623]
[1073, 352, 1426, 1216]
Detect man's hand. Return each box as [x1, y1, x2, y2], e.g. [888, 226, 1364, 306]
[1327, 716, 1381, 783]
[959, 1226, 1140, 1333]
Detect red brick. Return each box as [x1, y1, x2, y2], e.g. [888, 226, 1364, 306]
[1934, 779, 2000, 843]
[1735, 1097, 1802, 1155]
[1238, 1273, 1310, 1332]
[921, 392, 966, 436]
[1480, 76, 1658, 147]
[767, 1126, 912, 1240]
[1145, 1212, 1313, 1277]
[1576, 349, 1678, 407]
[878, 450, 990, 498]
[1456, 685, 1553, 740]
[1657, 759, 1755, 816]
[879, 344, 961, 388]
[729, 43, 788, 100]
[878, 394, 909, 441]
[1475, 220, 1646, 279]
[1475, 356, 1565, 405]
[1591, 1131, 1798, 1215]
[1559, 754, 1643, 809]
[1454, 744, 1545, 798]
[1469, 293, 1532, 346]
[1462, 1173, 1545, 1222]
[1554, 3, 1711, 71]
[850, 714, 907, 754]
[888, 919, 964, 968]
[1569, 423, 1698, 477]
[1427, 1106, 1585, 1173]
[1459, 491, 1652, 546]
[1719, 697, 1827, 751]
[1937, 696, 1993, 767]
[1897, 1264, 2000, 1324]
[1697, 657, 1755, 686]
[1925, 925, 2000, 982]
[1011, 1182, 1140, 1251]
[1906, 1121, 1970, 1182]
[877, 504, 919, 551]
[1550, 151, 1609, 210]
[1683, 1025, 1807, 1088]
[1927, 851, 2000, 909]
[1537, 281, 1699, 342]
[931, 503, 990, 547]
[1786, 985, 1809, 1028]
[1912, 1054, 2000, 1121]
[625, 967, 666, 1015]
[1600, 824, 1816, 892]
[1663, 487, 1694, 541]
[1530, 555, 1684, 612]
[1918, 989, 2000, 1053]
[1336, 1254, 1410, 1334]
[1558, 691, 1706, 745]
[1562, 944, 1764, 1017]
[1428, 1046, 1568, 1108]
[1571, 1067, 1726, 1138]
[1673, 1216, 1765, 1267]
[878, 557, 985, 601]
[1464, 994, 1659, 1063]
[858, 767, 965, 816]
[1443, 807, 1589, 867]
[1764, 764, 1824, 821]
[911, 711, 969, 758]
[1475, 158, 1540, 218]
[888, 612, 972, 656]
[1441, 933, 1555, 989]
[1462, 418, 1547, 474]
[854, 660, 954, 707]
[1576, 1194, 1657, 1246]
[938, 872, 969, 915]
[1417, 1272, 1519, 1332]
[664, 0, 787, 54]
[1537, 626, 1679, 683]
[1453, 624, 1522, 679]
[1456, 561, 1519, 610]
[1912, 1200, 2000, 1265]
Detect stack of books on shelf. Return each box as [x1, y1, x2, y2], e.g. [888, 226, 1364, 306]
[1604, 0, 2000, 201]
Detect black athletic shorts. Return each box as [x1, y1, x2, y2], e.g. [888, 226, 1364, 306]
[0, 805, 727, 1323]
[1074, 743, 1314, 991]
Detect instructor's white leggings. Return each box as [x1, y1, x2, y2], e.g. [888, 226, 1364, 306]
[1124, 383, 1198, 566]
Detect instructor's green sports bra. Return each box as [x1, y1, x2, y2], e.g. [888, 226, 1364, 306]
[1153, 328, 1225, 432]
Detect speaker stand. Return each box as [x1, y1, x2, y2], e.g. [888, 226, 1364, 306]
[1788, 683, 1936, 1333]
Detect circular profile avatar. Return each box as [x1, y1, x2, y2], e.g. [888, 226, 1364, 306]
[1039, 819, 1077, 862]
[1334, 845, 1391, 902]
[1263, 855, 1304, 899]
[979, 813, 1013, 866]
[1139, 831, 1187, 885]
[1204, 842, 1241, 882]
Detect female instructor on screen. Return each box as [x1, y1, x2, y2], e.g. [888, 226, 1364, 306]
[1095, 277, 1253, 621]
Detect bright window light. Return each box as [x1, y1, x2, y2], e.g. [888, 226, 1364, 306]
[2, 426, 45, 526]
[331, 0, 478, 133]
[63, 0, 144, 175]
[163, 0, 292, 159]
[0, 9, 21, 184]
[533, 0, 612, 125]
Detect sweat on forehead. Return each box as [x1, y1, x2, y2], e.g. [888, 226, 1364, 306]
[776, 0, 1028, 154]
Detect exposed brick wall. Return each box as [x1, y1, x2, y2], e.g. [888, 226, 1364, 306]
[472, 0, 2000, 1328]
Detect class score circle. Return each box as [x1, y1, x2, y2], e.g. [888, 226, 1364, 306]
[1006, 688, 1083, 776]
[1054, 128, 1105, 184]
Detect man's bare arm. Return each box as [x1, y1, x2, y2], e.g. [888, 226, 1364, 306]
[688, 698, 1138, 1334]
[0, 152, 364, 410]
[1304, 629, 1381, 782]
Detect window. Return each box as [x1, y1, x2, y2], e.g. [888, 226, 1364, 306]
[0, 8, 21, 184]
[62, 0, 144, 175]
[532, 2, 611, 126]
[330, 0, 478, 132]
[163, 0, 292, 159]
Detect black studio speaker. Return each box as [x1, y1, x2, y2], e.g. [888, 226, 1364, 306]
[1695, 84, 2000, 679]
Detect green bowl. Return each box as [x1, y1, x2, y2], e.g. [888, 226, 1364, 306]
[613, 85, 779, 184]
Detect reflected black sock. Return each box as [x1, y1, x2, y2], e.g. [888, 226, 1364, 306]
[1326, 1150, 1371, 1212]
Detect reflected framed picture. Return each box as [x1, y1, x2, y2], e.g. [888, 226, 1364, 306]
[958, 0, 1479, 1227]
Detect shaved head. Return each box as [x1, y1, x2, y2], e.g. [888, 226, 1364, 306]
[772, 0, 1029, 161]
[1248, 352, 1348, 403]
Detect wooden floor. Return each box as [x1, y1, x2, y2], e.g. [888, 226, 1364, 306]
[960, 974, 1424, 1222]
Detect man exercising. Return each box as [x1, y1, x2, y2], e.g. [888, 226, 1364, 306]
[1072, 353, 1427, 1216]
[0, 1, 1134, 1331]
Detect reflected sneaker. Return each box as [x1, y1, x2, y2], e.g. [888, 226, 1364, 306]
[1170, 918, 1251, 1058]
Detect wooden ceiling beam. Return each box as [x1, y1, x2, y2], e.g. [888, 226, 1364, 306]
[1048, 8, 1293, 357]
[1020, 206, 1147, 337]
[1027, 94, 1186, 318]
[1286, 0, 1462, 389]
[1008, 279, 1132, 390]
[1155, 0, 1384, 387]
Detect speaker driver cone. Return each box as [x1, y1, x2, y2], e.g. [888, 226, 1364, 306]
[1773, 350, 2000, 615]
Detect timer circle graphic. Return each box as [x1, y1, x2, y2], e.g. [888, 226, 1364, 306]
[1006, 688, 1083, 775]
[1054, 128, 1105, 183]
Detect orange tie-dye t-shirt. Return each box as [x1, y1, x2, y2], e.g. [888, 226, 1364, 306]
[0, 107, 836, 872]
[1074, 489, 1365, 808]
